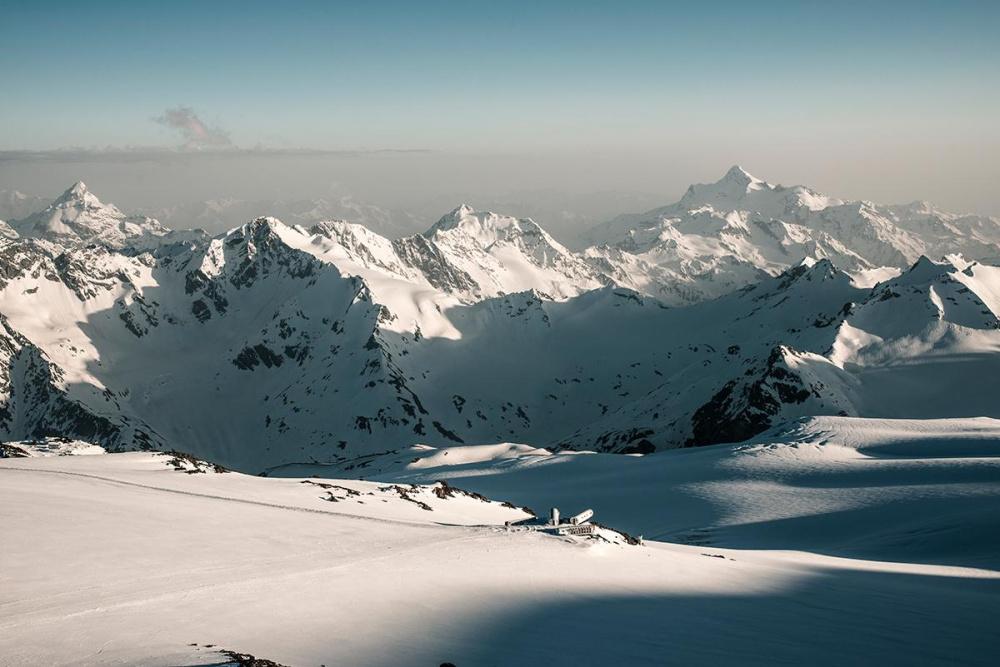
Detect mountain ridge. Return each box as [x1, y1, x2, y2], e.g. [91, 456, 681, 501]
[0, 173, 998, 471]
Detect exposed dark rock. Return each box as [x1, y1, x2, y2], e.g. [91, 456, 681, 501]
[432, 421, 464, 443]
[191, 299, 211, 322]
[0, 442, 30, 457]
[233, 344, 285, 371]
[688, 346, 815, 447]
[217, 648, 289, 667]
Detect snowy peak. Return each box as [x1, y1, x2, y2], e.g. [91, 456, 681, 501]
[775, 257, 850, 289]
[220, 216, 304, 264]
[674, 165, 835, 217]
[46, 181, 121, 218]
[448, 203, 476, 219]
[581, 166, 1000, 306]
[425, 204, 584, 264]
[830, 254, 1000, 364]
[427, 204, 479, 231]
[425, 205, 538, 247]
[299, 218, 422, 281]
[11, 182, 170, 250]
[412, 204, 603, 299]
[53, 181, 102, 208]
[894, 255, 955, 286]
[679, 164, 772, 208]
[719, 164, 765, 190]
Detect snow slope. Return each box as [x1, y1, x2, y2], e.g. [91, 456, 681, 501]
[316, 416, 1000, 570]
[2, 442, 999, 666]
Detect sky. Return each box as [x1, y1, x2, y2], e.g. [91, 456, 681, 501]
[1, 0, 999, 234]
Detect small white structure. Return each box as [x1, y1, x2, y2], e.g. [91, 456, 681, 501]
[548, 507, 597, 536]
[507, 505, 639, 545]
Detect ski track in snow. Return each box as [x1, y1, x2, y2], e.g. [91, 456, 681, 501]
[0, 465, 466, 529]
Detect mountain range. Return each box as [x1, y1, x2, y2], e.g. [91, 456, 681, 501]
[1, 167, 998, 472]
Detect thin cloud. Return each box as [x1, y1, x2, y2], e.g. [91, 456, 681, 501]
[155, 106, 233, 149]
[0, 147, 432, 164]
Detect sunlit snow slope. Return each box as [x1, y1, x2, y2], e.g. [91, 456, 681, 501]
[344, 416, 1000, 570]
[2, 435, 999, 666]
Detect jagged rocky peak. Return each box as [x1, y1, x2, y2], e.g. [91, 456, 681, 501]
[866, 255, 995, 313]
[245, 215, 284, 234]
[307, 219, 357, 237]
[785, 257, 842, 281]
[307, 218, 398, 251]
[211, 215, 324, 289]
[230, 216, 302, 243]
[223, 217, 293, 256]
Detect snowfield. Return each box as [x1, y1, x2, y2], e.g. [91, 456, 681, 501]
[281, 416, 1000, 570]
[3, 416, 1000, 666]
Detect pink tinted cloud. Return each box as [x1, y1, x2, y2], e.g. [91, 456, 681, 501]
[155, 106, 232, 148]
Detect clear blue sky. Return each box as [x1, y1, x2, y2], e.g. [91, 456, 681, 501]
[2, 0, 997, 150]
[1, 1, 998, 217]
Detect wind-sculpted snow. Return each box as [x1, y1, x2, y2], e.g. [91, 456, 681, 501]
[0, 179, 999, 471]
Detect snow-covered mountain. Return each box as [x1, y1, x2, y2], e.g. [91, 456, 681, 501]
[584, 165, 1000, 303]
[0, 178, 998, 471]
[420, 204, 606, 299]
[7, 182, 179, 249]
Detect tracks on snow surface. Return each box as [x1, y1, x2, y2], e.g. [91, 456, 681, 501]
[0, 466, 476, 530]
